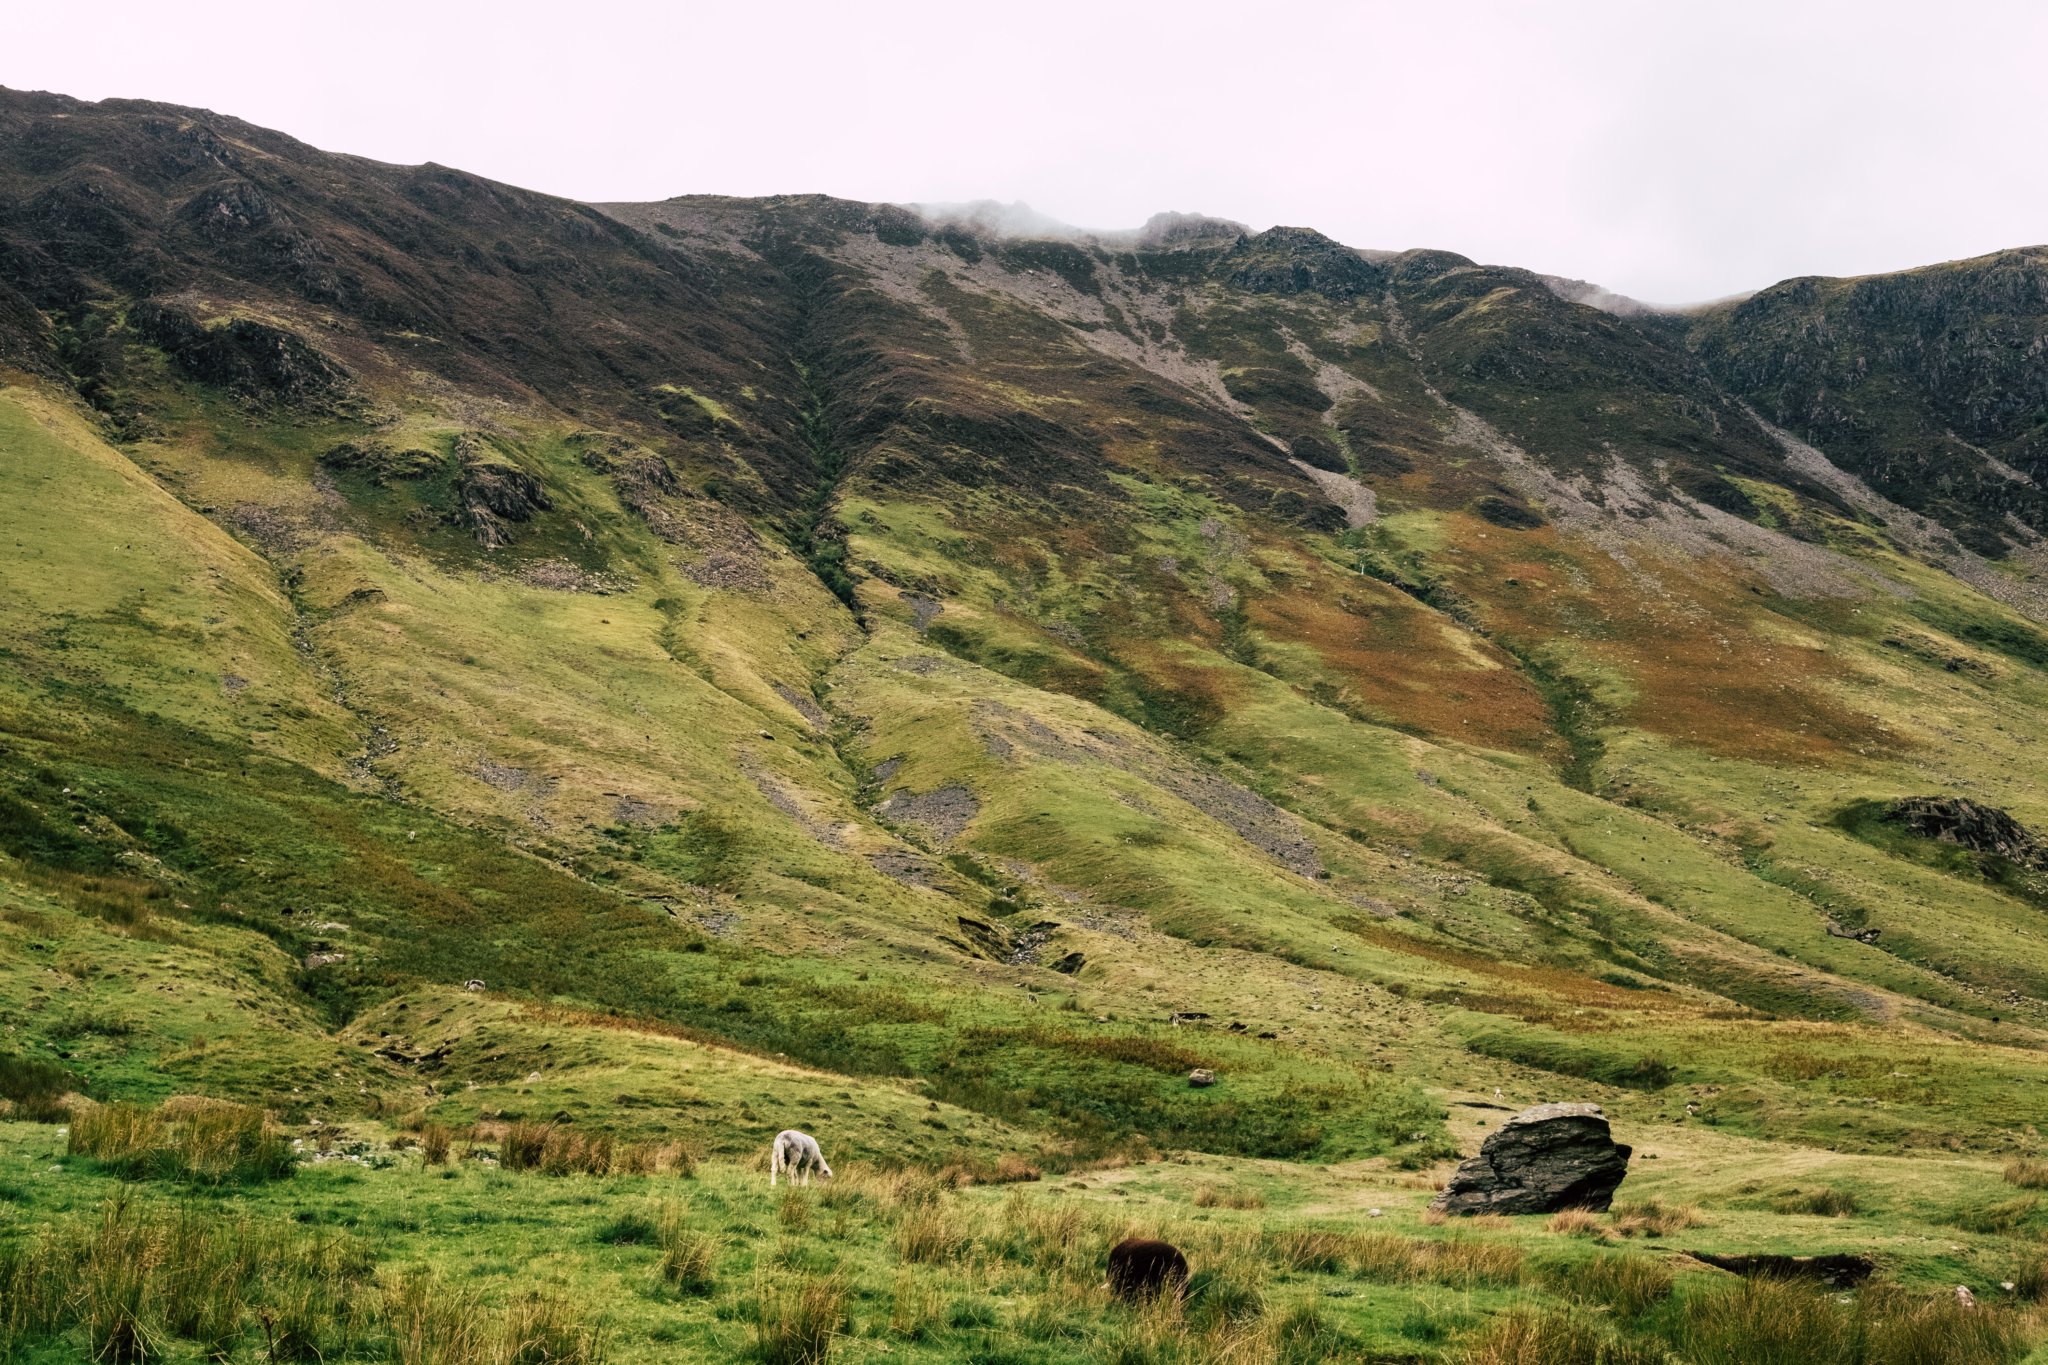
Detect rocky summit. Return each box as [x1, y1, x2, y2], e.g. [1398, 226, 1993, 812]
[4, 84, 2048, 1363]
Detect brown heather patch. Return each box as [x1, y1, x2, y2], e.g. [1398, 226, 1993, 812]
[1246, 568, 1564, 757]
[1473, 540, 1900, 766]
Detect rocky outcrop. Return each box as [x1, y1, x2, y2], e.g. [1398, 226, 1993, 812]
[318, 440, 442, 484]
[1222, 227, 1385, 301]
[130, 300, 349, 406]
[1430, 1102, 1632, 1216]
[1884, 796, 2043, 866]
[452, 437, 552, 548]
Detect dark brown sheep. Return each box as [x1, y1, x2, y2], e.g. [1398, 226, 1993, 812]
[1106, 1237, 1189, 1301]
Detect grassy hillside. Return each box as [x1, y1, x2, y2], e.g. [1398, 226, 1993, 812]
[5, 87, 2048, 1361]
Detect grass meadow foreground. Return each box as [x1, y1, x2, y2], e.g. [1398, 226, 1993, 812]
[5, 1108, 2048, 1364]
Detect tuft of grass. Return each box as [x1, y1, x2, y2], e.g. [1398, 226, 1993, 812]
[750, 1272, 847, 1365]
[1272, 1295, 1347, 1364]
[1949, 1195, 2041, 1236]
[653, 1206, 719, 1296]
[1459, 1309, 1663, 1365]
[1193, 1183, 1268, 1210]
[884, 1270, 945, 1341]
[69, 1099, 292, 1186]
[1773, 1186, 1860, 1217]
[1607, 1198, 1704, 1238]
[1183, 1259, 1266, 1330]
[1546, 1208, 1605, 1238]
[0, 1052, 79, 1123]
[1672, 1278, 2029, 1365]
[593, 1212, 659, 1246]
[5, 1195, 375, 1365]
[497, 1122, 689, 1177]
[1539, 1250, 1674, 1320]
[1266, 1226, 1351, 1273]
[502, 1291, 609, 1365]
[419, 1122, 453, 1166]
[893, 1204, 968, 1265]
[2003, 1157, 2048, 1189]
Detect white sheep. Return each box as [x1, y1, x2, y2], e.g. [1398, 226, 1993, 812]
[769, 1129, 832, 1187]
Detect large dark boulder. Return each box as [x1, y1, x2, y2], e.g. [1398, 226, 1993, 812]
[1429, 1102, 1632, 1216]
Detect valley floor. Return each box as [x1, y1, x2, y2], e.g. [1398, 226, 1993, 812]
[6, 1112, 2048, 1363]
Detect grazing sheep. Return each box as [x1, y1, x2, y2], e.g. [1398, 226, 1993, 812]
[1106, 1237, 1189, 1302]
[769, 1129, 832, 1187]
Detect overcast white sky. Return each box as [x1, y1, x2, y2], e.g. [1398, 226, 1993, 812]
[9, 0, 2044, 302]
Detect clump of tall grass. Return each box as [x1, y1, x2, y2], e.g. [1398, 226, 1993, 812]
[1459, 1309, 1665, 1365]
[750, 1272, 847, 1364]
[893, 1204, 968, 1264]
[1547, 1208, 1606, 1238]
[1273, 1296, 1350, 1364]
[69, 1099, 293, 1185]
[1265, 1227, 1353, 1274]
[1671, 1278, 2030, 1365]
[654, 1206, 719, 1296]
[884, 1271, 945, 1341]
[1536, 1250, 1674, 1319]
[1607, 1198, 1704, 1238]
[0, 1198, 613, 1365]
[496, 1121, 693, 1177]
[1773, 1186, 1861, 1217]
[0, 1052, 80, 1122]
[2003, 1157, 2048, 1189]
[419, 1122, 454, 1166]
[1192, 1183, 1267, 1210]
[382, 1270, 603, 1365]
[0, 1195, 374, 1364]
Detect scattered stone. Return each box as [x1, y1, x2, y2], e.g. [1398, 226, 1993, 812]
[1430, 1102, 1633, 1215]
[868, 849, 939, 887]
[463, 979, 486, 992]
[900, 590, 943, 631]
[303, 952, 346, 970]
[1187, 1068, 1217, 1088]
[772, 683, 830, 731]
[876, 784, 979, 843]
